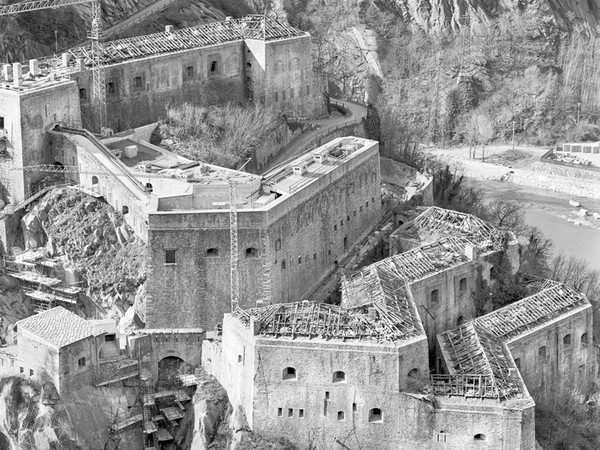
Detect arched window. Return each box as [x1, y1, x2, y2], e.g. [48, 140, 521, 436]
[333, 371, 346, 383]
[368, 408, 383, 423]
[281, 259, 286, 269]
[122, 205, 129, 215]
[563, 334, 572, 345]
[206, 248, 219, 257]
[581, 333, 589, 346]
[91, 176, 99, 185]
[408, 368, 420, 379]
[474, 434, 487, 441]
[538, 346, 547, 358]
[337, 411, 345, 421]
[245, 247, 258, 258]
[282, 367, 296, 380]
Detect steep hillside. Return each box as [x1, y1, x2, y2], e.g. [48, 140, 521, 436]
[381, 0, 600, 32]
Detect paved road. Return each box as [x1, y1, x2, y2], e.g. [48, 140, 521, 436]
[261, 99, 367, 175]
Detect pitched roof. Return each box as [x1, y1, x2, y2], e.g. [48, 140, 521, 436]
[17, 307, 96, 348]
[234, 269, 425, 344]
[438, 322, 522, 399]
[371, 236, 472, 283]
[474, 282, 589, 341]
[41, 16, 305, 69]
[393, 206, 506, 250]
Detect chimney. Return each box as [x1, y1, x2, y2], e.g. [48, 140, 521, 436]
[464, 244, 478, 261]
[12, 63, 22, 87]
[2, 64, 12, 82]
[29, 59, 39, 77]
[62, 53, 71, 67]
[165, 25, 174, 34]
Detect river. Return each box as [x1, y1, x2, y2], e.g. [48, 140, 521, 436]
[466, 178, 600, 271]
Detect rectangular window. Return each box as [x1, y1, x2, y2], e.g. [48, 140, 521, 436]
[186, 65, 194, 77]
[0, 116, 4, 129]
[79, 88, 87, 99]
[343, 237, 347, 249]
[288, 408, 294, 417]
[459, 278, 468, 292]
[105, 334, 116, 342]
[78, 357, 86, 368]
[165, 249, 176, 264]
[299, 409, 304, 418]
[106, 82, 115, 94]
[277, 408, 283, 417]
[514, 358, 521, 368]
[210, 60, 218, 72]
[298, 256, 302, 265]
[19, 367, 24, 374]
[437, 433, 448, 443]
[431, 289, 439, 303]
[29, 369, 34, 376]
[313, 253, 317, 260]
[133, 76, 143, 88]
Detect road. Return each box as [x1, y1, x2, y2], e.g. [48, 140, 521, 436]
[261, 99, 367, 175]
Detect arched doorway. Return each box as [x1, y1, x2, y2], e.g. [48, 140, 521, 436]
[157, 356, 184, 386]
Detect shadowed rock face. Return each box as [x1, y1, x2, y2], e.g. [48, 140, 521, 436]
[384, 0, 600, 31]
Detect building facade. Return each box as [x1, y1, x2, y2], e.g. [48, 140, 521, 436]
[144, 137, 382, 334]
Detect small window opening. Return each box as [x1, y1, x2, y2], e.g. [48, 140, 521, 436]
[79, 88, 87, 99]
[352, 403, 357, 412]
[122, 205, 129, 215]
[408, 368, 420, 379]
[337, 411, 345, 421]
[368, 408, 383, 423]
[298, 256, 302, 265]
[238, 355, 242, 363]
[366, 201, 369, 208]
[0, 117, 4, 129]
[275, 239, 281, 251]
[325, 391, 330, 400]
[437, 433, 448, 443]
[29, 369, 33, 376]
[283, 367, 296, 380]
[186, 65, 194, 77]
[133, 76, 143, 88]
[105, 334, 116, 342]
[299, 409, 304, 418]
[281, 259, 286, 269]
[210, 60, 218, 72]
[459, 277, 468, 292]
[343, 237, 347, 249]
[564, 334, 572, 345]
[582, 333, 589, 345]
[19, 367, 24, 374]
[431, 289, 439, 303]
[457, 316, 465, 326]
[360, 206, 363, 212]
[245, 247, 258, 258]
[288, 408, 294, 417]
[313, 253, 317, 260]
[145, 182, 153, 193]
[206, 248, 219, 257]
[334, 224, 337, 231]
[347, 215, 350, 222]
[474, 434, 487, 441]
[490, 266, 496, 279]
[340, 220, 343, 227]
[165, 249, 176, 264]
[277, 408, 283, 417]
[106, 82, 115, 93]
[538, 346, 547, 358]
[514, 358, 520, 368]
[78, 357, 86, 368]
[91, 176, 99, 185]
[333, 371, 346, 383]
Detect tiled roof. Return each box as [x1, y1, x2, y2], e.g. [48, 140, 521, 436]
[17, 307, 95, 348]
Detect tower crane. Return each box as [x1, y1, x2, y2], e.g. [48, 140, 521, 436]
[0, 0, 107, 131]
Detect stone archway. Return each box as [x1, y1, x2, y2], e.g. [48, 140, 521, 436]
[157, 356, 184, 386]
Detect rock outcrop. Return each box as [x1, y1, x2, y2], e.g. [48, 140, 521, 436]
[383, 0, 600, 32]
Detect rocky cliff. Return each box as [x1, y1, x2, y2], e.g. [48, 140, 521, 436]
[383, 0, 600, 32]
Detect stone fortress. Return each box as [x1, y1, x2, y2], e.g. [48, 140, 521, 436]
[0, 12, 596, 450]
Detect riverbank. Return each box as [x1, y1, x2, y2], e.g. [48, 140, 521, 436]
[466, 177, 600, 271]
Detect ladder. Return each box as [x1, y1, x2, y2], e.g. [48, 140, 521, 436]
[228, 180, 239, 312]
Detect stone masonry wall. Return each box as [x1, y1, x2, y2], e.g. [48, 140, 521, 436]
[508, 305, 594, 405]
[73, 41, 246, 132]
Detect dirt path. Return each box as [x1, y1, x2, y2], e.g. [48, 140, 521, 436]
[261, 99, 367, 174]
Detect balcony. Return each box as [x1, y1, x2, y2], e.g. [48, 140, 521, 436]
[94, 357, 139, 387]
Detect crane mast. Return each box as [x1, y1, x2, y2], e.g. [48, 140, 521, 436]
[0, 0, 107, 131]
